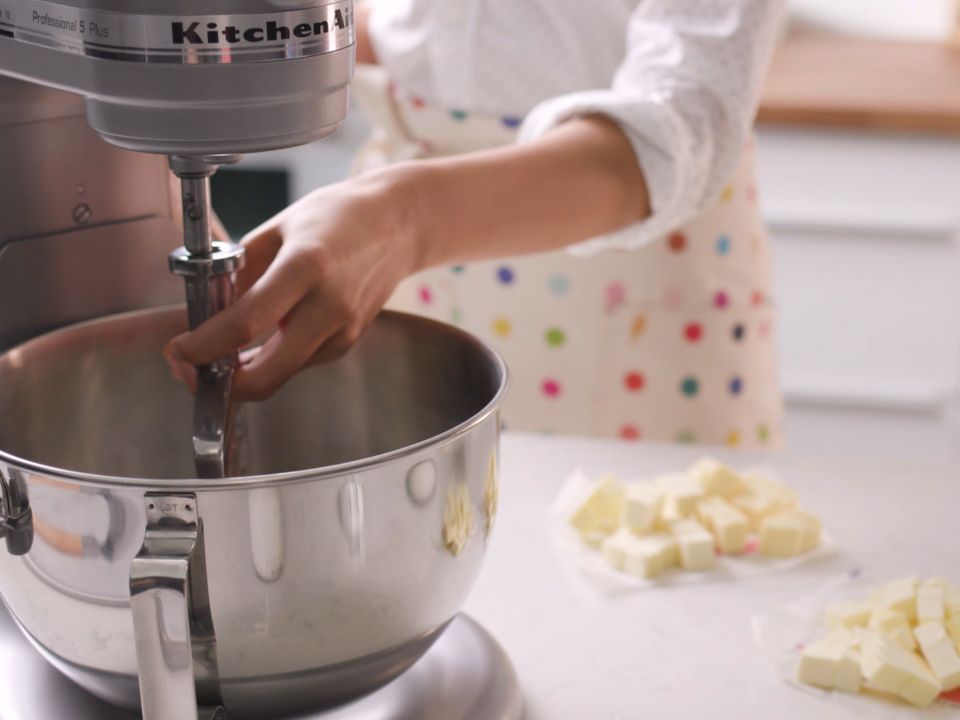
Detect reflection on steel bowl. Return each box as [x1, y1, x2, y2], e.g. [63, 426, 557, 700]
[0, 307, 507, 718]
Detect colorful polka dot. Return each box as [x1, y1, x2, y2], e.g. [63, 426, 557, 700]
[620, 424, 641, 441]
[726, 430, 741, 447]
[751, 290, 764, 307]
[630, 314, 647, 340]
[410, 96, 426, 109]
[545, 327, 566, 347]
[450, 307, 462, 324]
[680, 376, 700, 397]
[451, 265, 465, 274]
[501, 116, 523, 129]
[732, 323, 746, 342]
[496, 266, 515, 285]
[714, 290, 729, 309]
[417, 139, 436, 154]
[684, 322, 703, 343]
[624, 371, 645, 392]
[418, 285, 433, 305]
[720, 185, 734, 202]
[759, 319, 772, 338]
[548, 274, 570, 296]
[715, 235, 731, 255]
[676, 430, 696, 444]
[729, 377, 743, 395]
[746, 184, 757, 203]
[492, 317, 512, 337]
[541, 379, 561, 398]
[668, 232, 687, 253]
[757, 424, 770, 444]
[605, 282, 626, 312]
[450, 110, 468, 121]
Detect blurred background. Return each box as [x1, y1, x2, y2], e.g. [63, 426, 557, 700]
[213, 0, 960, 463]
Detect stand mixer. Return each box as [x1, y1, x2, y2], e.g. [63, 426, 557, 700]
[0, 2, 521, 719]
[1, 0, 356, 477]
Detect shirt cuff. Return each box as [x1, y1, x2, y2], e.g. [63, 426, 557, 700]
[518, 89, 687, 255]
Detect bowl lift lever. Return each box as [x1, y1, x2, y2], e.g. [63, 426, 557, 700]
[130, 493, 226, 720]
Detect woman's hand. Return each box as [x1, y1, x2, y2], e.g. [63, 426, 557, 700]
[164, 170, 421, 401]
[165, 117, 649, 401]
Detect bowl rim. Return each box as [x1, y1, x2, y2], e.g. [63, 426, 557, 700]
[0, 305, 508, 490]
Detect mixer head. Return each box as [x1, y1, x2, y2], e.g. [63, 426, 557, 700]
[0, 0, 354, 155]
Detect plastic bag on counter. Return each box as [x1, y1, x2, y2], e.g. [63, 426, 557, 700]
[751, 570, 960, 718]
[549, 467, 838, 596]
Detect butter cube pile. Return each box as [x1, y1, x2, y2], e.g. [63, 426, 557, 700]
[797, 576, 960, 708]
[568, 458, 822, 579]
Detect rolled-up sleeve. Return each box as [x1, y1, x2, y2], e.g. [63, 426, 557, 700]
[518, 0, 786, 253]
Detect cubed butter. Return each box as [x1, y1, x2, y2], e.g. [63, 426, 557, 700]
[946, 615, 960, 652]
[945, 585, 960, 617]
[741, 473, 799, 509]
[655, 473, 704, 520]
[600, 528, 633, 571]
[623, 532, 678, 579]
[569, 474, 624, 539]
[669, 519, 716, 571]
[624, 482, 662, 533]
[868, 608, 917, 651]
[827, 600, 873, 629]
[732, 493, 781, 531]
[797, 629, 862, 694]
[859, 630, 942, 708]
[758, 509, 821, 558]
[688, 457, 744, 498]
[914, 622, 960, 692]
[918, 583, 945, 625]
[883, 577, 919, 622]
[696, 497, 749, 555]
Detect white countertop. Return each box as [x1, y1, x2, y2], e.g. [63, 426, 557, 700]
[464, 433, 960, 720]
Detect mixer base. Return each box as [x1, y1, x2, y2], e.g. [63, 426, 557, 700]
[0, 608, 522, 720]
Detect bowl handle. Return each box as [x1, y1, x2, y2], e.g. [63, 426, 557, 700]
[0, 468, 33, 556]
[130, 493, 227, 720]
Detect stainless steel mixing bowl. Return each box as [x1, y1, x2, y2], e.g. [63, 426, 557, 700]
[0, 307, 506, 719]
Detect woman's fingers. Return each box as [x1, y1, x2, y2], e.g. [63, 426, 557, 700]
[164, 249, 310, 374]
[305, 324, 365, 366]
[235, 220, 284, 298]
[232, 301, 340, 401]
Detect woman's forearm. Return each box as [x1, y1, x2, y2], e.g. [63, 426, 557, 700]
[164, 117, 650, 397]
[385, 116, 651, 270]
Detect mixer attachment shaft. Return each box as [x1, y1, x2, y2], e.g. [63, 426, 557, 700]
[168, 156, 245, 479]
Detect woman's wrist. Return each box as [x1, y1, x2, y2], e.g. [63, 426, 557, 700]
[364, 161, 443, 274]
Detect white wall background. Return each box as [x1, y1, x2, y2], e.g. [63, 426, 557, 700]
[789, 0, 956, 40]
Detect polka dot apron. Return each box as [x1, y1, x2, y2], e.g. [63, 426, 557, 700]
[352, 66, 784, 449]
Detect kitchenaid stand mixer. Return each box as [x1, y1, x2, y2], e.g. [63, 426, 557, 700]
[0, 2, 521, 719]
